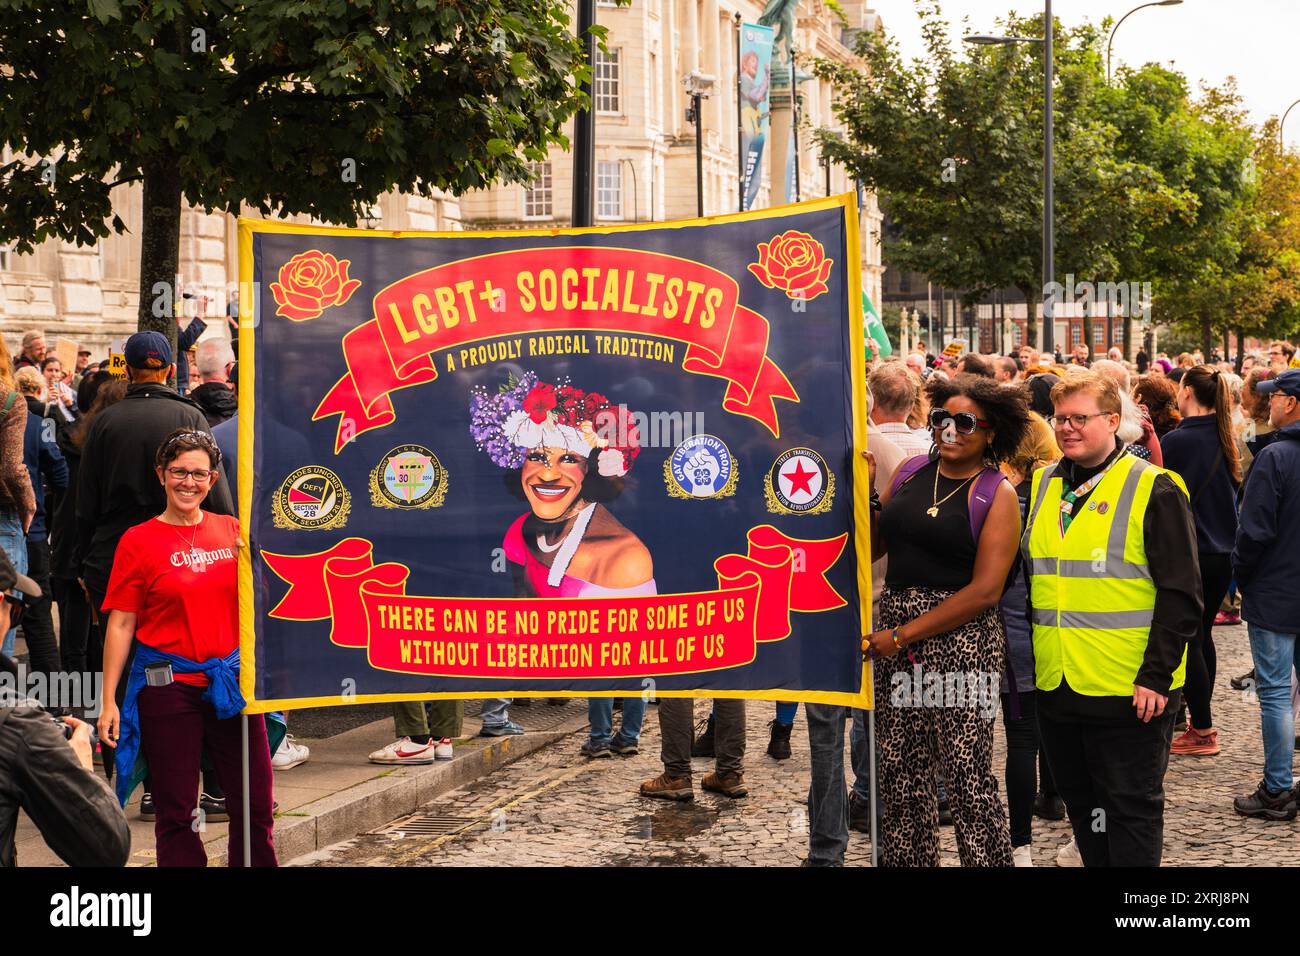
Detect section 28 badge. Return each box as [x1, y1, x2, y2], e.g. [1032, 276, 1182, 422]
[273, 465, 352, 530]
[664, 434, 738, 500]
[765, 447, 834, 515]
[369, 444, 448, 510]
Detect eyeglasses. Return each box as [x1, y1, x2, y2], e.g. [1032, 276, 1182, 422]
[165, 467, 213, 482]
[1048, 412, 1114, 431]
[928, 409, 990, 434]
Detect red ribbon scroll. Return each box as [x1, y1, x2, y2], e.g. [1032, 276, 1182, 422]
[311, 246, 798, 452]
[261, 527, 847, 679]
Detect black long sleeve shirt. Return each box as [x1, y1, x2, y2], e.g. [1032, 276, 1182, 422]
[1035, 441, 1203, 721]
[0, 701, 131, 867]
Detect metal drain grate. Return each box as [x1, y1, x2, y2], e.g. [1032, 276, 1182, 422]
[371, 812, 476, 837]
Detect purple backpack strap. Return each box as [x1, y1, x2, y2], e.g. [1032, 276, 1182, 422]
[888, 455, 932, 498]
[968, 467, 1008, 541]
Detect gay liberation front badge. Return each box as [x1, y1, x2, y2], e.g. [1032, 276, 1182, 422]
[664, 434, 738, 500]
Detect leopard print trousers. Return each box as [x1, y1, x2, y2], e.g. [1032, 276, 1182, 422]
[873, 585, 1015, 867]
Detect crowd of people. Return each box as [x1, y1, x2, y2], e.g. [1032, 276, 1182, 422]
[2, 320, 1298, 870]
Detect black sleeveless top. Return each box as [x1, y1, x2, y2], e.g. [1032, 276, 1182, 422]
[880, 458, 979, 590]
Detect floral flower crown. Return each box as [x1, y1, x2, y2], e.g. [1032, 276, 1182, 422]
[469, 371, 641, 477]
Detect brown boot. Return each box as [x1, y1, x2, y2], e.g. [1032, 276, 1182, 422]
[640, 772, 694, 801]
[702, 770, 748, 798]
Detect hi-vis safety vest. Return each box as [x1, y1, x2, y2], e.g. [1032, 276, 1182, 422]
[1023, 452, 1189, 697]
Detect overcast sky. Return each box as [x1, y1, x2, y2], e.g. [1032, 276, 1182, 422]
[878, 0, 1300, 150]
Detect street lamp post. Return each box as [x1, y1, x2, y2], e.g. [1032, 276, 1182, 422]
[965, 2, 1055, 354]
[621, 157, 640, 223]
[684, 71, 715, 218]
[572, 0, 596, 228]
[1106, 1, 1182, 85]
[1282, 98, 1300, 148]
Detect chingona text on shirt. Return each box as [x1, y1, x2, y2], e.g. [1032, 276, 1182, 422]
[169, 546, 234, 569]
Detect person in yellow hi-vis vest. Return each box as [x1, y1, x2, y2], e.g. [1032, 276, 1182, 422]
[1025, 372, 1202, 867]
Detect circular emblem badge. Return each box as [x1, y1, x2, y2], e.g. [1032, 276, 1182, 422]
[369, 445, 447, 510]
[664, 434, 738, 500]
[273, 466, 351, 530]
[765, 447, 834, 515]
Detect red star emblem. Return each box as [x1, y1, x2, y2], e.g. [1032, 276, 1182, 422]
[782, 458, 817, 497]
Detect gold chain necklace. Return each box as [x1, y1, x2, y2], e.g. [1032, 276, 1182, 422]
[927, 465, 977, 518]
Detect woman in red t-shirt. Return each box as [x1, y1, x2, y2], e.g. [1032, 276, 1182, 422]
[97, 429, 276, 867]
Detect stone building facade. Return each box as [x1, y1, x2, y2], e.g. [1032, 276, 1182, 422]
[457, 0, 886, 310]
[1, 1, 883, 360]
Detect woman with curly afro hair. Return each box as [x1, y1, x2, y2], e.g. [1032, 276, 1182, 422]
[863, 373, 1031, 867]
[1133, 375, 1181, 440]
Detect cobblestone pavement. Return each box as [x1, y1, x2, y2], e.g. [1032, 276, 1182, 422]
[296, 622, 1299, 867]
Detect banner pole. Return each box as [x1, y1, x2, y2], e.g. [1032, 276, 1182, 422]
[735, 12, 744, 212]
[868, 707, 879, 867]
[241, 714, 252, 866]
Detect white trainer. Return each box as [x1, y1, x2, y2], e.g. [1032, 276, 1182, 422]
[368, 737, 438, 765]
[272, 734, 310, 771]
[1055, 837, 1083, 867]
[1012, 844, 1034, 867]
[434, 737, 454, 761]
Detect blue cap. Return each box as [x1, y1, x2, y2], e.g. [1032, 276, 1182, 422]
[124, 331, 172, 370]
[1255, 369, 1300, 399]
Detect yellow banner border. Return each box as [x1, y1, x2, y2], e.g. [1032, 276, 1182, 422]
[237, 193, 873, 712]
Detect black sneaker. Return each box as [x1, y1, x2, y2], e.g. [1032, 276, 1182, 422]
[199, 791, 230, 823]
[1033, 791, 1066, 821]
[138, 791, 155, 821]
[610, 735, 639, 756]
[580, 738, 612, 759]
[1229, 669, 1256, 691]
[691, 714, 715, 758]
[1233, 781, 1297, 821]
[766, 719, 793, 760]
[938, 798, 954, 826]
[848, 790, 873, 834]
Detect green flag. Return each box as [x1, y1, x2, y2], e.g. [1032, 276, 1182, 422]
[863, 292, 892, 358]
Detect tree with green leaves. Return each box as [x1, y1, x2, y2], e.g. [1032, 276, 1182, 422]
[0, 0, 591, 358]
[815, 2, 1191, 351]
[1148, 108, 1300, 360]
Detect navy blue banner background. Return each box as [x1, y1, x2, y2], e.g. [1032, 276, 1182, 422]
[243, 200, 867, 708]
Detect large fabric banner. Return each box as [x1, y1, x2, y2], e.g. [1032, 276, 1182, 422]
[236, 195, 871, 713]
[738, 22, 775, 211]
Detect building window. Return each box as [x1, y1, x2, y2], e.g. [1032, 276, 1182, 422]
[522, 162, 553, 220]
[594, 48, 621, 114]
[0, 245, 10, 272]
[596, 161, 623, 220]
[596, 0, 619, 6]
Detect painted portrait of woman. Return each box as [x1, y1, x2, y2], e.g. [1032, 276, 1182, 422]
[470, 372, 655, 598]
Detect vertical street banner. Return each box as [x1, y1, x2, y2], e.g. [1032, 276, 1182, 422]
[236, 195, 872, 713]
[738, 22, 775, 211]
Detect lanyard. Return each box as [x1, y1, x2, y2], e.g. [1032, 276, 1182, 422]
[1058, 452, 1123, 535]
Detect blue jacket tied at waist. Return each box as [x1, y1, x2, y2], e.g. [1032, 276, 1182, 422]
[114, 644, 245, 807]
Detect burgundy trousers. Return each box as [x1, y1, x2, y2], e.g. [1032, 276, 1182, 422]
[137, 681, 277, 867]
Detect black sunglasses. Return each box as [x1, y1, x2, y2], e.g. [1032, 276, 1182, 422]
[928, 408, 991, 434]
